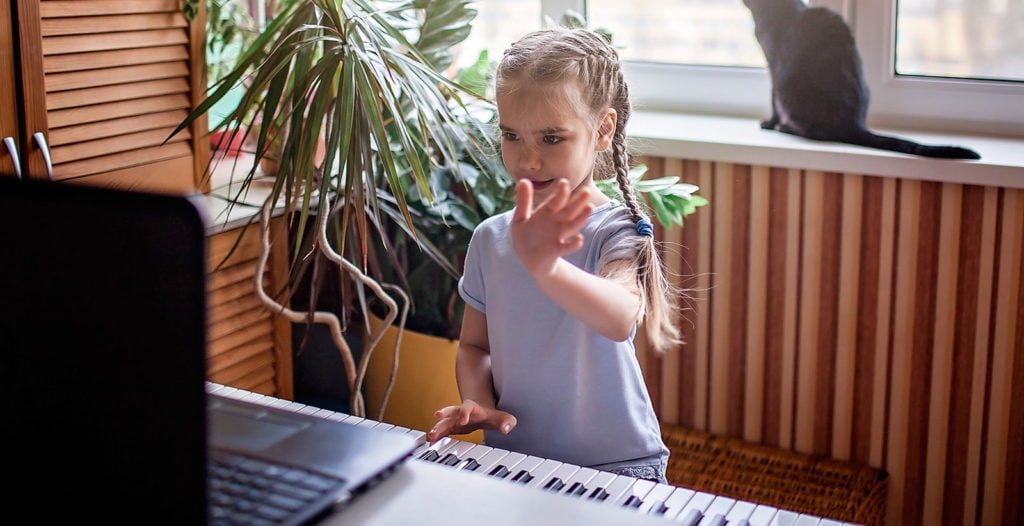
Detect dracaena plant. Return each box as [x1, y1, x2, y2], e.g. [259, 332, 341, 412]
[173, 0, 487, 419]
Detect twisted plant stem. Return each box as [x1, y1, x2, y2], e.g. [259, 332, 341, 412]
[253, 200, 406, 417]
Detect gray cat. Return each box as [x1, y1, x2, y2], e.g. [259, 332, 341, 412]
[743, 0, 980, 159]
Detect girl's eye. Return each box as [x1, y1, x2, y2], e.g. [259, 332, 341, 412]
[501, 132, 518, 141]
[543, 135, 562, 144]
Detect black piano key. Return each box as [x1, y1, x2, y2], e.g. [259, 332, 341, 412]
[623, 495, 643, 508]
[511, 470, 533, 484]
[460, 459, 480, 471]
[587, 487, 609, 501]
[543, 478, 564, 492]
[488, 465, 510, 478]
[647, 500, 669, 515]
[566, 482, 587, 497]
[678, 508, 703, 526]
[418, 450, 440, 462]
[440, 453, 461, 466]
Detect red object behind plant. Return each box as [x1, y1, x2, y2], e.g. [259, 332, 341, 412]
[210, 129, 246, 155]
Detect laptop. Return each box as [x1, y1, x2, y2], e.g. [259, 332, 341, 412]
[0, 177, 416, 525]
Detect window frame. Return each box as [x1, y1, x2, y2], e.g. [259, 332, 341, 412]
[542, 0, 1024, 137]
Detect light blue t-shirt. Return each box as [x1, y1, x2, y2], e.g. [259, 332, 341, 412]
[458, 200, 669, 470]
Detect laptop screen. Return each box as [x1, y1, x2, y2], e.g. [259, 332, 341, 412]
[0, 178, 209, 522]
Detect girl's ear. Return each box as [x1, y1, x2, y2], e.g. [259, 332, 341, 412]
[596, 109, 617, 151]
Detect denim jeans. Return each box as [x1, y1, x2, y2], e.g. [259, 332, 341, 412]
[604, 456, 668, 484]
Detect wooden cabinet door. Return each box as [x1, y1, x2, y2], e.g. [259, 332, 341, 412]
[1, 1, 20, 178]
[14, 0, 207, 193]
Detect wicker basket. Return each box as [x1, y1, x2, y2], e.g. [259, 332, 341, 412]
[661, 424, 888, 526]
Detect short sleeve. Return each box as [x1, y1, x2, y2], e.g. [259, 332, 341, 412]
[595, 206, 645, 271]
[458, 225, 487, 313]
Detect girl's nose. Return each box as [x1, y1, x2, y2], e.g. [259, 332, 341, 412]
[519, 146, 541, 171]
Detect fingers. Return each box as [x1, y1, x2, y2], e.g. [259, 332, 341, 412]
[561, 233, 585, 252]
[543, 179, 571, 212]
[498, 414, 517, 435]
[512, 179, 533, 223]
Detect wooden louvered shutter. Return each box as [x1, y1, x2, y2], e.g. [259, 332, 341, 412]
[16, 0, 207, 193]
[206, 221, 294, 398]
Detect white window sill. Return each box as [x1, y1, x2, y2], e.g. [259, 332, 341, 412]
[629, 111, 1024, 190]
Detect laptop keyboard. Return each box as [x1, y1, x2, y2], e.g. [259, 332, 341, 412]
[208, 450, 348, 526]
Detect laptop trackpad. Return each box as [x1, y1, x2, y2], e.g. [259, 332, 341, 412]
[209, 406, 309, 451]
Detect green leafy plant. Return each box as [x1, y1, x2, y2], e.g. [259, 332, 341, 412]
[173, 0, 486, 418]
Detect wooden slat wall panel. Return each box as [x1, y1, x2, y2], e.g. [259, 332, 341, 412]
[45, 46, 188, 73]
[41, 13, 187, 36]
[40, 1, 180, 17]
[640, 156, 1024, 526]
[206, 222, 293, 399]
[37, 0, 194, 191]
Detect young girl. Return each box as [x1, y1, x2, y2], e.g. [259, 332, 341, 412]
[426, 27, 680, 484]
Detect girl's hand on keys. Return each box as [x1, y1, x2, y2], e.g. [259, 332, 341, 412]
[426, 399, 517, 444]
[511, 178, 593, 277]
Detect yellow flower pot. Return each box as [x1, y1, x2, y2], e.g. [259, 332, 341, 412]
[363, 315, 482, 444]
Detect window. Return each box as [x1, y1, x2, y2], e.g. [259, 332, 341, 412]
[509, 0, 1024, 136]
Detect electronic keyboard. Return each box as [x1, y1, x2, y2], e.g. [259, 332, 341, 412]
[207, 383, 857, 526]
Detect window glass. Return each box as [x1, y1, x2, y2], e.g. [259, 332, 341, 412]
[896, 0, 1024, 82]
[456, 1, 543, 70]
[586, 0, 764, 68]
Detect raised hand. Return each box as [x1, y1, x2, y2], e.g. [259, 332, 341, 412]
[426, 399, 517, 444]
[511, 179, 593, 277]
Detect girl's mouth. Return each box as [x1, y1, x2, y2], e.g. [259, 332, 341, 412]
[529, 179, 555, 190]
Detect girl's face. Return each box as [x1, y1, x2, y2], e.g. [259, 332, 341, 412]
[497, 81, 615, 206]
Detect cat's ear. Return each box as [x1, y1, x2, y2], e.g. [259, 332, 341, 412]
[596, 108, 617, 151]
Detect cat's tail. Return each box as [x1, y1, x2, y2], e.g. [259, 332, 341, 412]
[851, 130, 981, 160]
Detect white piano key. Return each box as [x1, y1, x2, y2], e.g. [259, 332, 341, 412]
[673, 491, 716, 525]
[436, 439, 479, 466]
[405, 429, 427, 445]
[600, 474, 640, 504]
[724, 500, 758, 522]
[661, 487, 695, 519]
[747, 505, 780, 526]
[612, 477, 656, 507]
[217, 386, 247, 399]
[372, 422, 396, 432]
[769, 510, 800, 526]
[341, 415, 366, 425]
[206, 382, 227, 394]
[266, 397, 299, 410]
[355, 418, 378, 428]
[523, 459, 564, 489]
[309, 408, 336, 418]
[506, 456, 544, 482]
[793, 515, 820, 526]
[389, 425, 411, 434]
[560, 467, 599, 497]
[636, 483, 676, 514]
[698, 496, 737, 526]
[413, 436, 453, 458]
[295, 404, 322, 416]
[240, 391, 267, 403]
[490, 452, 529, 478]
[581, 471, 618, 500]
[323, 412, 349, 423]
[455, 445, 493, 471]
[818, 520, 843, 526]
[474, 448, 511, 475]
[539, 463, 580, 492]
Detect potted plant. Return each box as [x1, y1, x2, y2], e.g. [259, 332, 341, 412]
[173, 0, 488, 418]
